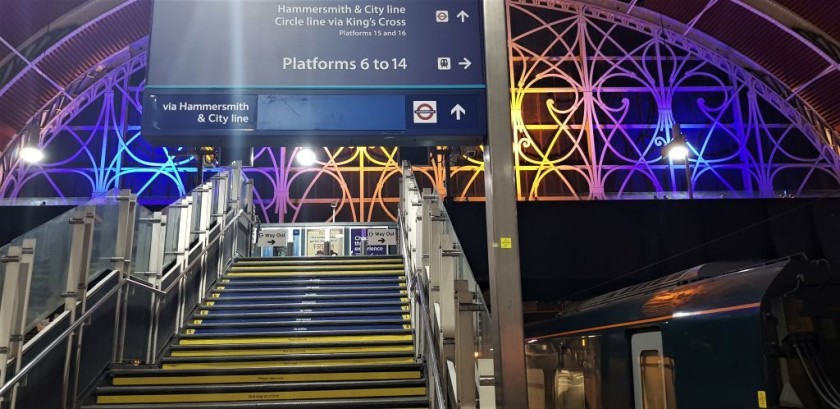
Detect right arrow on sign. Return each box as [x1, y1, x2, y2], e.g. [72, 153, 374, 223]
[451, 104, 466, 120]
[378, 238, 386, 244]
[458, 58, 471, 70]
[457, 10, 469, 23]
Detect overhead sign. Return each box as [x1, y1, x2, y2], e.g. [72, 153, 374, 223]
[367, 229, 396, 245]
[257, 229, 288, 247]
[143, 0, 486, 146]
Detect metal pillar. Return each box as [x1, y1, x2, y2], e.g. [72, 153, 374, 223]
[482, 0, 528, 407]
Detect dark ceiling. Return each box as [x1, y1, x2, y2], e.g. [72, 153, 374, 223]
[0, 0, 838, 153]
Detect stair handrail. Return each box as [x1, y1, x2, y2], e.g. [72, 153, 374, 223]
[0, 162, 256, 408]
[400, 161, 498, 408]
[0, 270, 125, 399]
[399, 211, 447, 409]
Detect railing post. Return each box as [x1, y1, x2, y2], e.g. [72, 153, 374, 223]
[244, 179, 255, 257]
[440, 236, 457, 364]
[0, 240, 34, 408]
[428, 206, 443, 313]
[0, 246, 23, 404]
[9, 240, 35, 408]
[112, 190, 136, 363]
[212, 173, 229, 292]
[420, 189, 433, 276]
[230, 163, 242, 212]
[62, 207, 95, 409]
[145, 212, 167, 364]
[455, 280, 478, 409]
[113, 190, 137, 274]
[229, 164, 243, 258]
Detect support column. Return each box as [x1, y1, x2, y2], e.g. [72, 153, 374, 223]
[482, 0, 528, 407]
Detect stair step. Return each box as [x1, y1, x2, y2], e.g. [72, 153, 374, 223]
[212, 284, 406, 292]
[160, 356, 416, 370]
[161, 351, 413, 364]
[187, 317, 410, 327]
[224, 269, 404, 277]
[200, 300, 409, 309]
[85, 396, 428, 408]
[193, 309, 408, 319]
[177, 333, 413, 346]
[108, 363, 423, 386]
[206, 292, 408, 302]
[169, 344, 414, 357]
[228, 263, 403, 271]
[216, 277, 405, 286]
[172, 339, 412, 351]
[185, 323, 411, 335]
[233, 256, 402, 265]
[95, 379, 426, 404]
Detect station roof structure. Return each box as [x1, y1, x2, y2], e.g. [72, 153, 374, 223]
[0, 0, 838, 153]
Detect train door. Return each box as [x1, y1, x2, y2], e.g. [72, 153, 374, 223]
[631, 331, 676, 409]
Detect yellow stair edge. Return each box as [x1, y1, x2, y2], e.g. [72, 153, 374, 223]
[97, 387, 427, 404]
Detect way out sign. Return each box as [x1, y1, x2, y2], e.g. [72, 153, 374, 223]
[367, 229, 397, 246]
[258, 229, 288, 247]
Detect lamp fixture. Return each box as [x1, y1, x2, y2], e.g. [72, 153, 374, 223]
[296, 148, 317, 166]
[20, 146, 44, 163]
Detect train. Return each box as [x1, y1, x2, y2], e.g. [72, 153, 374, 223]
[524, 257, 840, 409]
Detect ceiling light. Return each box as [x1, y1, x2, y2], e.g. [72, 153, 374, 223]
[296, 148, 316, 166]
[20, 146, 44, 163]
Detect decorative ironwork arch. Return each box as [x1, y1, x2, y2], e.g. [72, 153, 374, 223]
[2, 1, 839, 221]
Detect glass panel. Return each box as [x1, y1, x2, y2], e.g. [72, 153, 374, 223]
[131, 206, 154, 278]
[640, 350, 676, 409]
[163, 205, 182, 269]
[0, 242, 10, 296]
[190, 192, 202, 244]
[3, 209, 76, 330]
[87, 190, 121, 279]
[210, 178, 220, 219]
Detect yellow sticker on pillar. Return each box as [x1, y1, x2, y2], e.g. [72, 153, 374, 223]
[500, 237, 512, 249]
[757, 391, 767, 408]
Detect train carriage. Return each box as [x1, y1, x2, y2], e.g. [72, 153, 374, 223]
[524, 258, 840, 409]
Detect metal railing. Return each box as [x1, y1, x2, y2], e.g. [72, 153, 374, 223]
[0, 163, 255, 408]
[399, 162, 498, 409]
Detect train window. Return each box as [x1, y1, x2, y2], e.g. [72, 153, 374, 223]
[554, 368, 586, 409]
[525, 338, 601, 409]
[631, 332, 676, 409]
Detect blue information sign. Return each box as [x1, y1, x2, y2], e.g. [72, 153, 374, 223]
[143, 0, 487, 146]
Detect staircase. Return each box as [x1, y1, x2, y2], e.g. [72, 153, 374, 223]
[85, 256, 429, 408]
